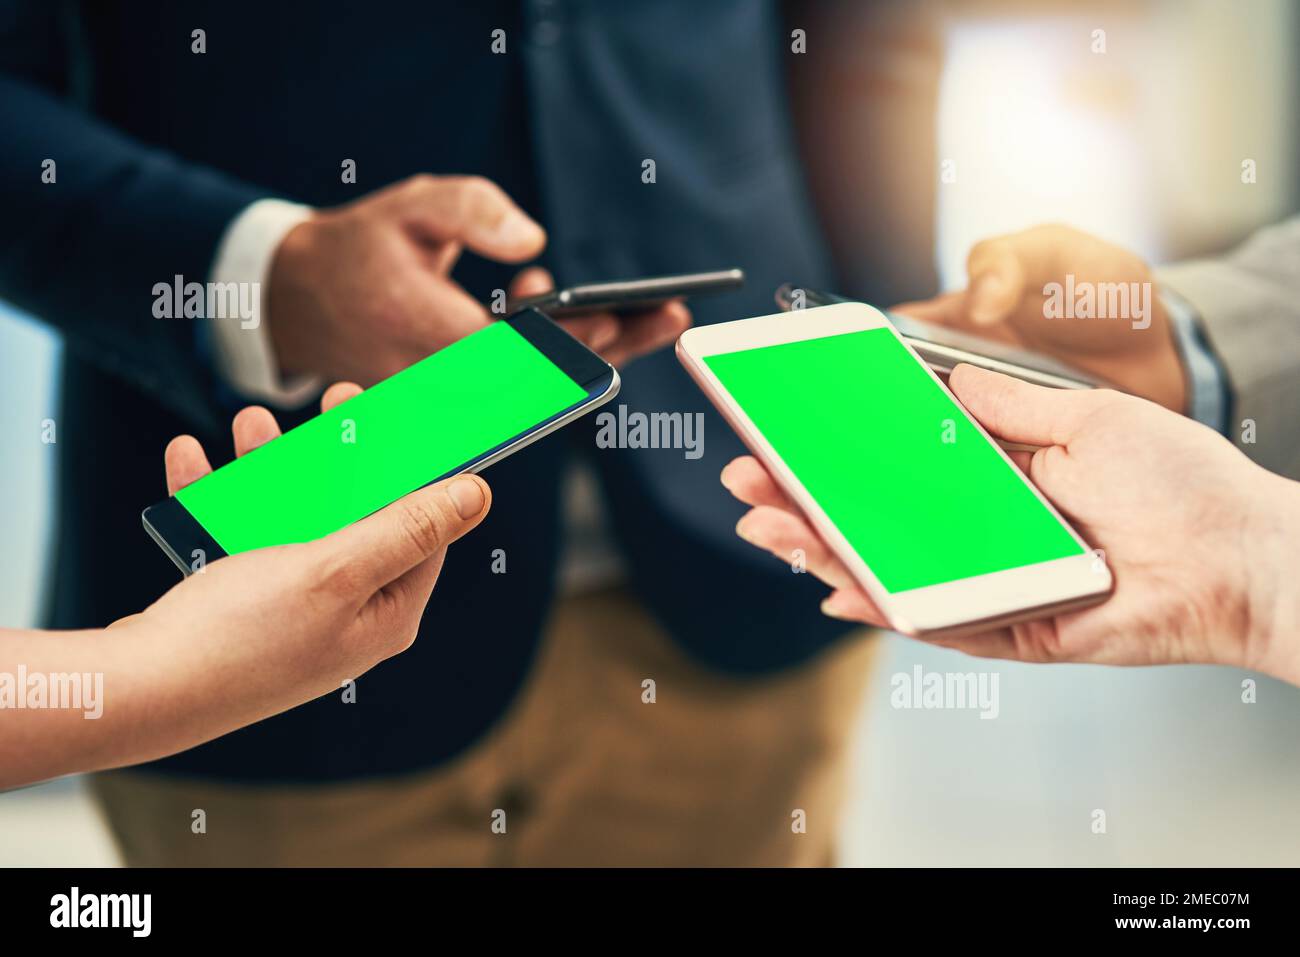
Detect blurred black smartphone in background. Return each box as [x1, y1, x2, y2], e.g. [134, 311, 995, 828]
[508, 268, 744, 318]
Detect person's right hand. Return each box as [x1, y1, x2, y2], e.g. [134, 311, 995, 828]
[266, 174, 690, 385]
[131, 382, 492, 725]
[267, 175, 546, 385]
[723, 365, 1300, 685]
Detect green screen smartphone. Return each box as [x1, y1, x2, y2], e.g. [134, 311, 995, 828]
[143, 308, 618, 575]
[677, 302, 1111, 636]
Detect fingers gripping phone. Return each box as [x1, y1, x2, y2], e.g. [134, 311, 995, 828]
[774, 284, 1101, 391]
[143, 309, 618, 575]
[509, 269, 745, 317]
[677, 302, 1112, 636]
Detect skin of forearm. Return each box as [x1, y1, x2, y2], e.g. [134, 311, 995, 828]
[1241, 470, 1300, 686]
[0, 621, 342, 790]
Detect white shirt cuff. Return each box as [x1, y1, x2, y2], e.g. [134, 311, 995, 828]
[208, 199, 322, 407]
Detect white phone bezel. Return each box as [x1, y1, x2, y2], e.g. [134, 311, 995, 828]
[676, 302, 1112, 636]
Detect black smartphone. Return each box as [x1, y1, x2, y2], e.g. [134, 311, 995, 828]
[142, 308, 617, 575]
[774, 283, 1102, 391]
[508, 268, 744, 317]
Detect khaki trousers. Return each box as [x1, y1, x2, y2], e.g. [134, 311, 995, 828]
[92, 586, 879, 866]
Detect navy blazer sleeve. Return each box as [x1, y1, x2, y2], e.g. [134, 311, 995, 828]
[0, 0, 268, 430]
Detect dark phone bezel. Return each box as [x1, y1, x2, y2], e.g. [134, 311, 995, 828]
[142, 308, 617, 576]
[507, 268, 744, 317]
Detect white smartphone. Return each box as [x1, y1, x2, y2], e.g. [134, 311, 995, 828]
[676, 302, 1113, 637]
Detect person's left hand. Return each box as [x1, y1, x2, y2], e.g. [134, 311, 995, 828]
[80, 382, 494, 778]
[148, 379, 493, 690]
[509, 266, 691, 367]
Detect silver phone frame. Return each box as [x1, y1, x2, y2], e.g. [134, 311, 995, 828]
[677, 302, 1113, 636]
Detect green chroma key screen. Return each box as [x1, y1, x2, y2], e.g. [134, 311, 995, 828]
[177, 321, 588, 555]
[703, 327, 1083, 593]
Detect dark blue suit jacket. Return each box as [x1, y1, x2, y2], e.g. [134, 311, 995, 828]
[0, 0, 940, 782]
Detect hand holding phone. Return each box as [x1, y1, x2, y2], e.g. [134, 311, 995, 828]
[721, 360, 1289, 678]
[264, 175, 694, 388]
[5, 386, 494, 792]
[678, 303, 1113, 636]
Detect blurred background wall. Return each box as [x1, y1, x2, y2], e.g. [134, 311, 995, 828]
[2, 0, 1297, 865]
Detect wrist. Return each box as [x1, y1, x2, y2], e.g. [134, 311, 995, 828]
[1144, 298, 1189, 413]
[266, 214, 322, 378]
[209, 199, 319, 403]
[1086, 299, 1188, 413]
[1239, 471, 1300, 685]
